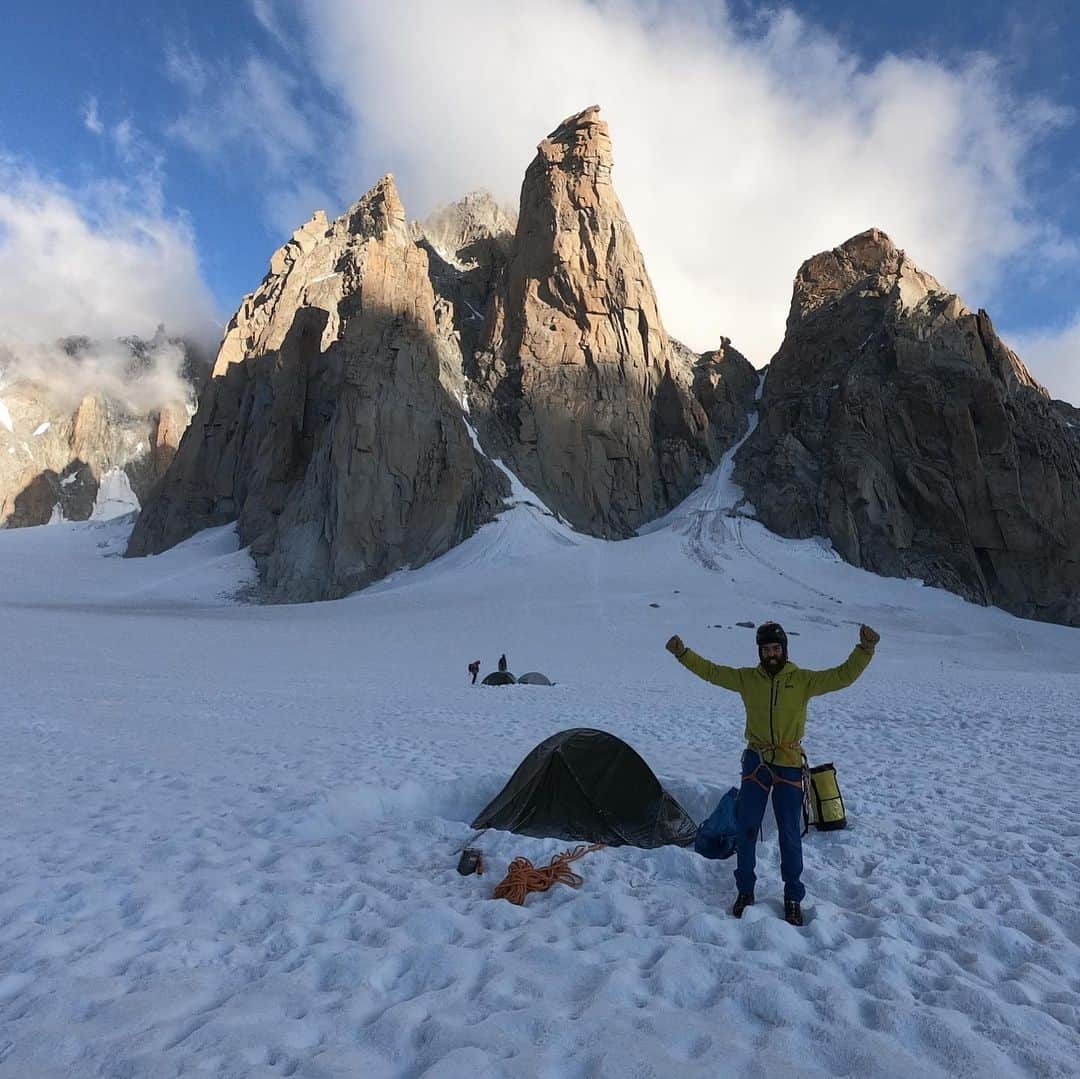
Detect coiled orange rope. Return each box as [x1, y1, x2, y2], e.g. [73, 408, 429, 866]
[492, 843, 605, 906]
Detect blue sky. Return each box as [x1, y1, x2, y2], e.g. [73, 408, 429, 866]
[770, 0, 1080, 332]
[2, 1, 1079, 401]
[0, 4, 292, 309]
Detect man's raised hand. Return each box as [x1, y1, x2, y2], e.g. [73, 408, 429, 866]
[859, 624, 880, 651]
[666, 634, 686, 657]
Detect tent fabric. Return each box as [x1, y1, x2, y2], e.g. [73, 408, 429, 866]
[482, 672, 517, 685]
[518, 672, 554, 685]
[471, 728, 697, 849]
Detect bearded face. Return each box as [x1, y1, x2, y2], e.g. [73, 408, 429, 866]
[760, 643, 785, 676]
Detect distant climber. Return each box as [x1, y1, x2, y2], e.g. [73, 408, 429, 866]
[468, 660, 480, 685]
[498, 654, 508, 673]
[665, 621, 879, 926]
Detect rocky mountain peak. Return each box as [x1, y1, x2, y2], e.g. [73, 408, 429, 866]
[416, 191, 515, 270]
[535, 105, 612, 179]
[818, 226, 899, 272]
[347, 174, 408, 243]
[112, 108, 1078, 626]
[470, 105, 754, 537]
[128, 172, 508, 602]
[775, 229, 1046, 401]
[268, 211, 330, 278]
[738, 231, 1080, 625]
[0, 332, 201, 529]
[791, 228, 946, 323]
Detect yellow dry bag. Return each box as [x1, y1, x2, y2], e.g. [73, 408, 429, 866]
[809, 763, 846, 831]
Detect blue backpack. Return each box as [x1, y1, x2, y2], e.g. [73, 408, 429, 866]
[694, 787, 739, 859]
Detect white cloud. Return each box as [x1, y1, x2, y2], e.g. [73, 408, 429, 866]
[250, 0, 291, 51]
[112, 118, 136, 158]
[168, 50, 318, 170]
[0, 337, 196, 415]
[166, 46, 335, 231]
[1009, 319, 1080, 406]
[6, 91, 218, 412]
[82, 97, 104, 136]
[108, 118, 168, 196]
[289, 0, 1070, 370]
[0, 158, 220, 407]
[262, 179, 337, 241]
[80, 96, 168, 203]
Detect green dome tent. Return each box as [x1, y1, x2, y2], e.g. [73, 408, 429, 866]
[481, 671, 516, 686]
[518, 672, 554, 685]
[472, 728, 696, 848]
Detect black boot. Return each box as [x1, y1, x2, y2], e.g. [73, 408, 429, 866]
[784, 900, 804, 926]
[731, 893, 755, 918]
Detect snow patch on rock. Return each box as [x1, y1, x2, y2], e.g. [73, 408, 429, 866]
[91, 468, 140, 521]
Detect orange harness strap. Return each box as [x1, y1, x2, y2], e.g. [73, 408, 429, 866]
[742, 764, 803, 792]
[743, 743, 805, 788]
[741, 744, 812, 837]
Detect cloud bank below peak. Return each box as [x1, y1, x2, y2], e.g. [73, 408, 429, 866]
[0, 158, 219, 350]
[0, 157, 221, 412]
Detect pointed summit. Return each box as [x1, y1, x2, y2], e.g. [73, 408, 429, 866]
[348, 174, 408, 242]
[128, 174, 508, 601]
[737, 231, 1080, 626]
[534, 105, 612, 179]
[471, 106, 753, 536]
[790, 228, 949, 326]
[417, 190, 515, 268]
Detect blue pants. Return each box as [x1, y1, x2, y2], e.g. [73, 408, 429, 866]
[735, 750, 806, 902]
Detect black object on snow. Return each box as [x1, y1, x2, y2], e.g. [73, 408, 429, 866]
[482, 671, 517, 685]
[456, 848, 483, 875]
[471, 728, 697, 849]
[518, 672, 554, 686]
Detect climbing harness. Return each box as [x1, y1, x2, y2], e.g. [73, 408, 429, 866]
[742, 743, 812, 837]
[492, 843, 605, 906]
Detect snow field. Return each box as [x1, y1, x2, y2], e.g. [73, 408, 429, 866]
[0, 506, 1078, 1077]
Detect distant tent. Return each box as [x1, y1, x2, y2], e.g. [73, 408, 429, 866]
[518, 672, 554, 686]
[472, 728, 697, 848]
[482, 671, 517, 686]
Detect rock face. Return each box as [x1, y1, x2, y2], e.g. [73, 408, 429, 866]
[412, 191, 516, 402]
[0, 335, 197, 528]
[471, 106, 753, 537]
[688, 337, 761, 444]
[127, 176, 508, 603]
[415, 191, 516, 270]
[736, 229, 1080, 625]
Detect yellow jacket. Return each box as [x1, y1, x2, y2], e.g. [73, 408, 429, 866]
[678, 645, 873, 767]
